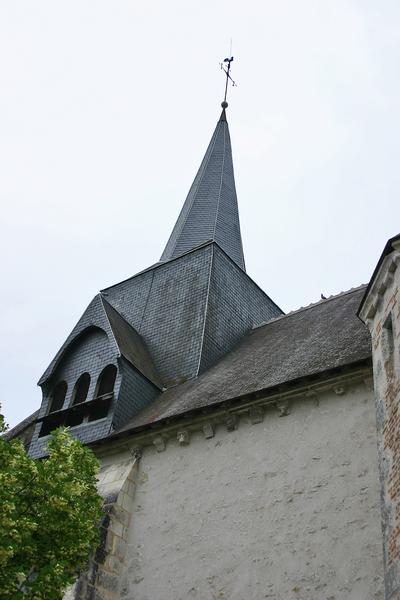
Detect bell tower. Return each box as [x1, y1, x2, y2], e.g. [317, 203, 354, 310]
[29, 68, 282, 458]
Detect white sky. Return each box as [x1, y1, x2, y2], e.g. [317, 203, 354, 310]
[1, 1, 400, 427]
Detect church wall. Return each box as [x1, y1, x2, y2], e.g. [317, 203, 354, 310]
[200, 244, 282, 372]
[360, 245, 400, 599]
[103, 381, 383, 600]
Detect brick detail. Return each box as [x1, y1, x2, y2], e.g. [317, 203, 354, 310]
[362, 250, 400, 600]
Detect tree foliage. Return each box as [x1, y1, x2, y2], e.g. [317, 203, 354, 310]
[0, 410, 103, 600]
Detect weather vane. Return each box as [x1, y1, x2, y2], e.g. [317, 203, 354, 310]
[220, 56, 236, 108]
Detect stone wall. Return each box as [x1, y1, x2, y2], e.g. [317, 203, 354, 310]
[95, 381, 383, 600]
[360, 242, 400, 599]
[65, 449, 142, 600]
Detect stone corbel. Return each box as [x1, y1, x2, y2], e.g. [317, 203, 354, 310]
[130, 446, 142, 460]
[249, 405, 264, 424]
[276, 400, 290, 417]
[333, 385, 346, 396]
[202, 423, 215, 439]
[304, 389, 320, 406]
[225, 413, 238, 431]
[152, 436, 166, 453]
[177, 430, 190, 446]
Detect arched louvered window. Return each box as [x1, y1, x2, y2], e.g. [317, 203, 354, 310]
[95, 365, 117, 397]
[49, 381, 67, 413]
[71, 372, 91, 405]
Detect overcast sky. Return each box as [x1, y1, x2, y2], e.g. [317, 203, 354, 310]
[1, 1, 400, 427]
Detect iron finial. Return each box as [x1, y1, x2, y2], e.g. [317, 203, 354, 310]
[220, 56, 236, 108]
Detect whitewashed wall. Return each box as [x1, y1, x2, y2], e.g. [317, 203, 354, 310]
[99, 382, 384, 600]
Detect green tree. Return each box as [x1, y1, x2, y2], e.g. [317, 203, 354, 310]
[0, 409, 103, 600]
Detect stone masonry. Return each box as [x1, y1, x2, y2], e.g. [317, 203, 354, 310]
[360, 239, 400, 600]
[65, 449, 142, 600]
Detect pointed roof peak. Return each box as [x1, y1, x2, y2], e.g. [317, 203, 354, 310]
[160, 109, 245, 271]
[219, 101, 228, 121]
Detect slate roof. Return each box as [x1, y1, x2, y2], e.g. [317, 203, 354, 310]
[160, 109, 246, 270]
[2, 410, 39, 441]
[28, 104, 373, 451]
[115, 285, 371, 433]
[101, 298, 163, 388]
[102, 242, 281, 387]
[38, 295, 162, 389]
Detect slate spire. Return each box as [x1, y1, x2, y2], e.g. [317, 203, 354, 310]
[160, 106, 246, 271]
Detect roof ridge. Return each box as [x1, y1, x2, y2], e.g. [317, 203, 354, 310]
[37, 293, 106, 385]
[196, 244, 214, 376]
[2, 410, 39, 440]
[253, 284, 367, 330]
[101, 295, 163, 389]
[165, 121, 220, 256]
[101, 241, 214, 293]
[212, 122, 226, 241]
[101, 294, 132, 328]
[100, 294, 120, 357]
[102, 241, 283, 315]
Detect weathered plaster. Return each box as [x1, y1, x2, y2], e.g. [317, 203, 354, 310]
[110, 383, 383, 600]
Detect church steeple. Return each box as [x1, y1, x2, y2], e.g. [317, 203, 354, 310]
[160, 105, 246, 271]
[29, 60, 283, 459]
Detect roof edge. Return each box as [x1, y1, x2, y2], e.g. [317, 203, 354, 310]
[37, 322, 107, 386]
[2, 410, 39, 441]
[90, 358, 371, 447]
[357, 233, 400, 318]
[101, 296, 164, 390]
[101, 241, 215, 293]
[255, 284, 367, 331]
[101, 241, 283, 315]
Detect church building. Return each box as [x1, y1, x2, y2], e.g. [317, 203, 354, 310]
[7, 93, 400, 599]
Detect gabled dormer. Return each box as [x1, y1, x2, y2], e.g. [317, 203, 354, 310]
[29, 295, 161, 457]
